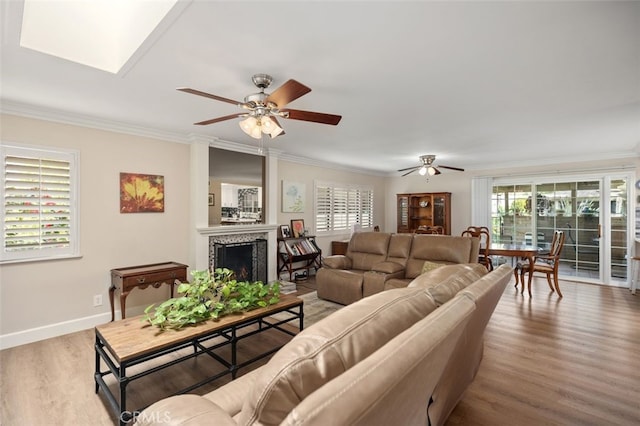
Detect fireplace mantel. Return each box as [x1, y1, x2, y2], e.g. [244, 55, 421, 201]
[197, 223, 278, 236]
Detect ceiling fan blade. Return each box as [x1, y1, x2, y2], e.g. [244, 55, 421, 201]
[433, 168, 442, 175]
[402, 169, 418, 177]
[177, 87, 244, 107]
[267, 79, 311, 108]
[437, 165, 465, 172]
[194, 113, 245, 125]
[397, 165, 421, 172]
[283, 109, 342, 125]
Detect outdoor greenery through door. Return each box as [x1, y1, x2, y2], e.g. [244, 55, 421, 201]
[491, 174, 632, 285]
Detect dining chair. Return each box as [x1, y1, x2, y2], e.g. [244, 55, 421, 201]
[516, 230, 566, 297]
[461, 226, 493, 271]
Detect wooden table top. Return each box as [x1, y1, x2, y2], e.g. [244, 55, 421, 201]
[487, 243, 542, 257]
[95, 294, 303, 362]
[110, 261, 188, 276]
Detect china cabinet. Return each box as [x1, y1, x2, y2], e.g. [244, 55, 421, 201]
[396, 192, 451, 234]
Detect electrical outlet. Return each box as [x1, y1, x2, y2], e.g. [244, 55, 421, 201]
[93, 294, 103, 307]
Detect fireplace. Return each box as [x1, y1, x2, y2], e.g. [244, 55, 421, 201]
[214, 239, 267, 283]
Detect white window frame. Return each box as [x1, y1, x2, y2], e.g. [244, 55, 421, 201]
[1, 143, 80, 264]
[314, 180, 374, 236]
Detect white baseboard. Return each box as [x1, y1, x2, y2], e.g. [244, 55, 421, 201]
[0, 305, 148, 350]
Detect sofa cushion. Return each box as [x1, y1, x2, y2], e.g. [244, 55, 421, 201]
[409, 264, 488, 306]
[315, 268, 366, 305]
[405, 235, 476, 279]
[346, 232, 391, 271]
[372, 261, 405, 274]
[237, 287, 439, 426]
[386, 233, 413, 266]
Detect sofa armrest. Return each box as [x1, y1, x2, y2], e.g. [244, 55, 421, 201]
[363, 270, 406, 297]
[135, 394, 236, 426]
[371, 261, 405, 274]
[322, 255, 352, 270]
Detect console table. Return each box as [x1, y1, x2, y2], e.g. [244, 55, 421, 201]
[109, 262, 188, 321]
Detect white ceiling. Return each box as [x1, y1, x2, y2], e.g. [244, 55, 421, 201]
[1, 0, 639, 175]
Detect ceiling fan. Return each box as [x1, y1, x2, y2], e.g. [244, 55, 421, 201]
[177, 74, 342, 139]
[398, 155, 465, 177]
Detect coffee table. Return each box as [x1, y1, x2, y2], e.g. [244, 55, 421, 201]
[94, 294, 303, 425]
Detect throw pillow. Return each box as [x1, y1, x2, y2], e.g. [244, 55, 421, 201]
[421, 260, 443, 274]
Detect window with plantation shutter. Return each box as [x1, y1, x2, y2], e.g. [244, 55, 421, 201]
[315, 181, 374, 234]
[1, 144, 79, 263]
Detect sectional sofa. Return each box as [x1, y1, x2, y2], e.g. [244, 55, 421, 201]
[137, 263, 512, 426]
[317, 231, 481, 305]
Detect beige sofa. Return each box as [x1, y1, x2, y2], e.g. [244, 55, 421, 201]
[317, 231, 480, 305]
[136, 263, 512, 426]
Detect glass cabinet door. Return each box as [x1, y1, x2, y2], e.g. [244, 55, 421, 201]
[397, 195, 409, 232]
[433, 195, 446, 227]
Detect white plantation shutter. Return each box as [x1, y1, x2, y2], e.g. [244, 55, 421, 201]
[1, 144, 79, 263]
[315, 181, 374, 234]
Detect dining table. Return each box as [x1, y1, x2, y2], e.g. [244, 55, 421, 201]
[487, 243, 544, 295]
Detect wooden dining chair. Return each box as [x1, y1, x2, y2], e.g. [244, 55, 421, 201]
[461, 226, 493, 271]
[517, 230, 566, 297]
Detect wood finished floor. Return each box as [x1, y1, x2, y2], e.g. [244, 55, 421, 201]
[1, 277, 639, 425]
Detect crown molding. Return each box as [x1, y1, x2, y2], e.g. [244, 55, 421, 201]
[1, 100, 189, 144]
[1, 100, 386, 177]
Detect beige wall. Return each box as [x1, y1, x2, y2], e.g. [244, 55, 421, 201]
[0, 115, 191, 341]
[277, 160, 388, 254]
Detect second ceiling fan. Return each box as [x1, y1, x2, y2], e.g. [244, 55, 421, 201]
[178, 74, 342, 139]
[398, 155, 465, 177]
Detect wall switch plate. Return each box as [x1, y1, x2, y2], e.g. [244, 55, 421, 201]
[93, 294, 103, 307]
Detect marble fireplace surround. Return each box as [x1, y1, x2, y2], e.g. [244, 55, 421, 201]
[196, 224, 279, 282]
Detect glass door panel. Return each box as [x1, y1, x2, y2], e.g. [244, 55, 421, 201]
[560, 180, 601, 279]
[492, 184, 532, 245]
[610, 178, 628, 281]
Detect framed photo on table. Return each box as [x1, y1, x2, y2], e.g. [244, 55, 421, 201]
[280, 224, 291, 238]
[291, 219, 305, 238]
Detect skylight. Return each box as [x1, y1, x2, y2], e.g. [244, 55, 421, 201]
[20, 0, 178, 74]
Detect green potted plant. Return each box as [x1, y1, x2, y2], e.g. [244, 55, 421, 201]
[144, 268, 280, 330]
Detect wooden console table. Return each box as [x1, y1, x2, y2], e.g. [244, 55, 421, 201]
[109, 262, 188, 321]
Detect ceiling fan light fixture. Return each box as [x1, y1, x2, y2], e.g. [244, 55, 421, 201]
[262, 116, 284, 138]
[239, 116, 262, 139]
[418, 166, 427, 176]
[427, 166, 437, 176]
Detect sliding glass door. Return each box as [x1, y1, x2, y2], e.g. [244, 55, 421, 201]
[491, 173, 632, 286]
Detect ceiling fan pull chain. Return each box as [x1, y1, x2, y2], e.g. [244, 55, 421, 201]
[257, 134, 265, 155]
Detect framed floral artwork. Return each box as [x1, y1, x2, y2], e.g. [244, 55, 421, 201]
[120, 173, 165, 213]
[282, 180, 305, 212]
[291, 219, 305, 238]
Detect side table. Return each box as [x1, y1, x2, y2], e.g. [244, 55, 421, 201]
[109, 261, 188, 321]
[331, 240, 349, 255]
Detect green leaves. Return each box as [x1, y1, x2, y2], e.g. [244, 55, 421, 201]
[143, 268, 281, 330]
